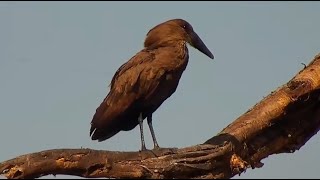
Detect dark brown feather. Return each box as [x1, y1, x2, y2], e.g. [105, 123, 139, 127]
[90, 19, 213, 144]
[90, 43, 188, 141]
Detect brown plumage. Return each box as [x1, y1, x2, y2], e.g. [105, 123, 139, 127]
[90, 19, 214, 151]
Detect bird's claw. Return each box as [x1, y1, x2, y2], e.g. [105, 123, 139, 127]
[150, 147, 178, 157]
[138, 147, 178, 160]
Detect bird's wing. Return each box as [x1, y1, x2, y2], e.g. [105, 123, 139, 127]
[90, 49, 168, 140]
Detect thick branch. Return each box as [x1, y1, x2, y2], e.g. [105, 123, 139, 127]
[1, 54, 320, 179]
[0, 145, 239, 179]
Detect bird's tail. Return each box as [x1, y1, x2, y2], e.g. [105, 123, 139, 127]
[90, 90, 138, 142]
[90, 93, 113, 141]
[89, 92, 123, 142]
[90, 125, 119, 142]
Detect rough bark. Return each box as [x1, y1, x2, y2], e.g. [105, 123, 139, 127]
[1, 53, 320, 179]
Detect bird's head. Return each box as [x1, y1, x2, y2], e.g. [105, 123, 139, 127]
[144, 19, 214, 59]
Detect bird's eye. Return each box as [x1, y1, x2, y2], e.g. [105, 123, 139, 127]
[183, 25, 187, 29]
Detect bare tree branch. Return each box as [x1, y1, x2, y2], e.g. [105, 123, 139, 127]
[1, 53, 320, 179]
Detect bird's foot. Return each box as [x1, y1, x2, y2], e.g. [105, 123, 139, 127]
[138, 147, 177, 159]
[140, 145, 147, 152]
[138, 146, 178, 160]
[150, 146, 178, 157]
[138, 148, 157, 160]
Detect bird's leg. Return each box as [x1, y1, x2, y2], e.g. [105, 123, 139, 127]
[138, 113, 147, 151]
[147, 115, 179, 157]
[147, 115, 160, 149]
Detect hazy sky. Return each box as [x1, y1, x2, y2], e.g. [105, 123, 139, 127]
[1, 1, 320, 179]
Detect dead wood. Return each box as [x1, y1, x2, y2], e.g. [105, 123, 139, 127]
[1, 53, 320, 179]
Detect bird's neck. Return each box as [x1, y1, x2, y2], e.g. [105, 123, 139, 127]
[145, 40, 188, 64]
[174, 41, 188, 60]
[145, 40, 187, 50]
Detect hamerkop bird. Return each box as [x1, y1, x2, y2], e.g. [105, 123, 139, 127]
[90, 19, 214, 151]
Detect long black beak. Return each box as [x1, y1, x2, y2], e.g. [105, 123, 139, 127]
[189, 31, 214, 59]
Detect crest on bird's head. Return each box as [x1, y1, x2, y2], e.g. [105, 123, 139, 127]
[144, 19, 214, 59]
